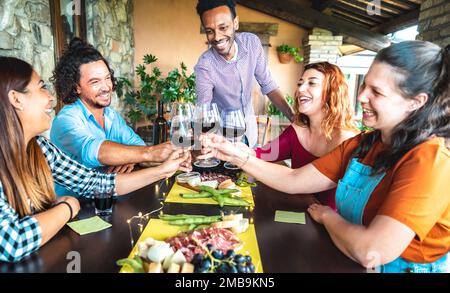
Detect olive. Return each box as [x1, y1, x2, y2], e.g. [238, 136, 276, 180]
[247, 263, 255, 273]
[201, 258, 212, 270]
[225, 249, 236, 259]
[212, 250, 224, 260]
[237, 264, 246, 273]
[244, 255, 252, 263]
[234, 254, 245, 264]
[216, 263, 229, 273]
[229, 265, 238, 273]
[206, 244, 214, 251]
[192, 253, 204, 266]
[195, 267, 209, 273]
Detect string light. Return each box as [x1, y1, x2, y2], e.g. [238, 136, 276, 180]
[126, 202, 164, 248]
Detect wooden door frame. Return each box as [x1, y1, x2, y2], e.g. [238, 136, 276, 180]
[50, 0, 87, 112]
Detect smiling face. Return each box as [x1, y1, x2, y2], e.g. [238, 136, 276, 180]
[358, 61, 417, 140]
[201, 5, 239, 60]
[295, 69, 326, 116]
[76, 60, 113, 110]
[16, 71, 55, 141]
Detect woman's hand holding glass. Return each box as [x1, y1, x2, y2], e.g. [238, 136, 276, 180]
[198, 133, 248, 165]
[221, 108, 247, 169]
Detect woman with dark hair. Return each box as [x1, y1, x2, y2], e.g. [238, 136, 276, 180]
[253, 62, 359, 209]
[200, 41, 450, 272]
[0, 57, 191, 262]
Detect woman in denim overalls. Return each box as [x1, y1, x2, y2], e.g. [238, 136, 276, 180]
[200, 41, 450, 272]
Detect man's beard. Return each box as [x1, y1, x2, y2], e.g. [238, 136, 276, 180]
[87, 93, 111, 109]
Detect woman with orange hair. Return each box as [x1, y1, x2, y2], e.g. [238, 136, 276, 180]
[252, 62, 358, 208]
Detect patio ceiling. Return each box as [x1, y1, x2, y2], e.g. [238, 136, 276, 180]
[237, 0, 425, 52]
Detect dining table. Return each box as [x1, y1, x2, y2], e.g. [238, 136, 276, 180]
[0, 173, 366, 273]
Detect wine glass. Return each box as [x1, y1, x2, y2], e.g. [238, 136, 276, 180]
[193, 103, 222, 168]
[169, 102, 195, 175]
[221, 108, 246, 170]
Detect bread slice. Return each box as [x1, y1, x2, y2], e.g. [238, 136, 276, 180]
[218, 179, 235, 189]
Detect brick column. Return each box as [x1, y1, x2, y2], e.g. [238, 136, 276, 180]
[417, 0, 450, 47]
[302, 28, 343, 65]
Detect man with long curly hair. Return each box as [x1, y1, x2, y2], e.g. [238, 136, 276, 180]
[50, 38, 173, 196]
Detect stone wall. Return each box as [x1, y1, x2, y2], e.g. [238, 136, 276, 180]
[302, 28, 343, 65]
[0, 0, 55, 82]
[417, 0, 450, 47]
[85, 0, 135, 112]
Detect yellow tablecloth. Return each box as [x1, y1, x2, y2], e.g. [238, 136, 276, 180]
[164, 182, 254, 206]
[120, 219, 263, 273]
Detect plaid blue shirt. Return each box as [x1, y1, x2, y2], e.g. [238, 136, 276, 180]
[0, 136, 116, 262]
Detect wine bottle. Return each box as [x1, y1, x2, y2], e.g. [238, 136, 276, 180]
[152, 100, 168, 145]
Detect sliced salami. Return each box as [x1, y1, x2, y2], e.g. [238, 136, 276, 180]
[166, 227, 241, 262]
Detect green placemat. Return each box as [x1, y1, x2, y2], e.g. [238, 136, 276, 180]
[274, 210, 306, 224]
[67, 216, 112, 235]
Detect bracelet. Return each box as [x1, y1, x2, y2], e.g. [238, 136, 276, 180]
[55, 201, 73, 222]
[236, 153, 250, 169]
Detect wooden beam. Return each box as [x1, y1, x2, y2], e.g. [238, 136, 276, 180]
[331, 11, 375, 27]
[373, 9, 419, 34]
[239, 22, 279, 36]
[312, 0, 335, 12]
[236, 0, 391, 52]
[340, 0, 398, 17]
[369, 0, 409, 13]
[333, 2, 389, 23]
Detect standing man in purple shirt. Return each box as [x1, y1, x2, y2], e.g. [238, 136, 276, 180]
[195, 0, 294, 147]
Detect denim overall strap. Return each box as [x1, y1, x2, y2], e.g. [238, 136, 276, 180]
[335, 158, 386, 225]
[381, 252, 450, 273]
[337, 159, 450, 273]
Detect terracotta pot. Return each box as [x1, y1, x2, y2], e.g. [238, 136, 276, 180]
[277, 52, 292, 64]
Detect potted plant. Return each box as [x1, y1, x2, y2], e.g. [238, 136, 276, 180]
[161, 62, 196, 105]
[116, 55, 196, 120]
[276, 44, 303, 64]
[267, 94, 294, 119]
[116, 54, 162, 126]
[116, 54, 196, 143]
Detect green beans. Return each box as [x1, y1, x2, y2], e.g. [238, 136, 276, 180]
[180, 191, 212, 198]
[160, 214, 215, 221]
[181, 185, 251, 207]
[199, 185, 221, 196]
[215, 188, 240, 195]
[221, 196, 250, 207]
[160, 214, 222, 227]
[168, 216, 222, 226]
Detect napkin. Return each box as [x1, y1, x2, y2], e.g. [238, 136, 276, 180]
[274, 210, 306, 224]
[67, 216, 112, 235]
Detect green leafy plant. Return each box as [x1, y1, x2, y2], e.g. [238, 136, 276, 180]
[276, 44, 303, 63]
[267, 94, 294, 118]
[116, 54, 196, 125]
[161, 62, 196, 104]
